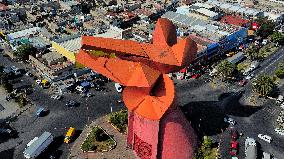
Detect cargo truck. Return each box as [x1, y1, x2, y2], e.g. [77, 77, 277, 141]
[64, 127, 75, 144]
[23, 132, 53, 159]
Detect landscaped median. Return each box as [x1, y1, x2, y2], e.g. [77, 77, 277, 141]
[107, 109, 128, 134]
[81, 126, 116, 153]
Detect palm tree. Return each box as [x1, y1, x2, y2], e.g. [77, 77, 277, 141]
[253, 75, 275, 97]
[245, 45, 258, 60]
[216, 60, 235, 80]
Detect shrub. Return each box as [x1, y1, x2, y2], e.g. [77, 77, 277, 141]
[275, 69, 284, 78]
[108, 110, 128, 133]
[81, 126, 115, 152]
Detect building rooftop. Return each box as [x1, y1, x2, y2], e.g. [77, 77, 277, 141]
[220, 15, 250, 26]
[42, 51, 64, 65]
[59, 37, 82, 53]
[7, 27, 40, 40]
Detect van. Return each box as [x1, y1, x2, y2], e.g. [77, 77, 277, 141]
[258, 134, 272, 143]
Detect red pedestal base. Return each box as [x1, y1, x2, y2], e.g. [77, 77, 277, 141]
[127, 105, 197, 159]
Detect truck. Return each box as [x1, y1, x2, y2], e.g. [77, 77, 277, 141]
[23, 132, 53, 159]
[245, 137, 257, 159]
[64, 127, 75, 144]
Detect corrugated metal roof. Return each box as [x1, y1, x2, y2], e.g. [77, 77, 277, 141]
[24, 132, 52, 157]
[59, 37, 82, 52]
[195, 8, 218, 17]
[7, 27, 40, 40]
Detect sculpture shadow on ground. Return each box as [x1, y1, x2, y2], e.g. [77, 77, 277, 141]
[37, 135, 64, 159]
[0, 148, 15, 159]
[181, 91, 262, 138]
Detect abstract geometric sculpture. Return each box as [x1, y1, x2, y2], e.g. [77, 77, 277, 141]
[76, 18, 198, 159]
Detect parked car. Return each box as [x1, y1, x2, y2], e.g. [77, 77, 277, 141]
[280, 103, 284, 109]
[245, 74, 254, 80]
[0, 128, 13, 136]
[275, 128, 284, 136]
[238, 79, 247, 86]
[51, 94, 62, 100]
[65, 100, 78, 107]
[230, 140, 238, 156]
[25, 71, 33, 77]
[36, 107, 47, 117]
[257, 134, 272, 143]
[224, 117, 236, 125]
[192, 74, 201, 79]
[262, 39, 268, 45]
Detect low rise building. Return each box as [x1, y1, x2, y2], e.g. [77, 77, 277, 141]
[29, 50, 74, 82]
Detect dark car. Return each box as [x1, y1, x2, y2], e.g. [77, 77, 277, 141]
[65, 100, 78, 107]
[0, 128, 14, 137]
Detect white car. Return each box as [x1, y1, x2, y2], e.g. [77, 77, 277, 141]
[280, 103, 284, 109]
[245, 74, 254, 80]
[257, 134, 272, 143]
[224, 117, 236, 125]
[275, 128, 284, 136]
[51, 94, 62, 100]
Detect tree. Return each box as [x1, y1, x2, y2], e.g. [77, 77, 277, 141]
[245, 45, 258, 60]
[216, 60, 236, 80]
[3, 82, 13, 93]
[237, 63, 250, 73]
[13, 44, 36, 60]
[0, 72, 8, 85]
[15, 94, 27, 108]
[253, 75, 275, 97]
[275, 62, 284, 78]
[255, 17, 276, 38]
[275, 69, 284, 78]
[271, 31, 284, 45]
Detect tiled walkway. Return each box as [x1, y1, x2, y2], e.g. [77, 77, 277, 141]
[69, 116, 136, 159]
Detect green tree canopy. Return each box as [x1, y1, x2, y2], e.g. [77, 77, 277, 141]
[216, 60, 236, 80]
[13, 44, 36, 60]
[275, 61, 284, 78]
[245, 45, 259, 60]
[253, 75, 275, 96]
[271, 31, 284, 44]
[255, 17, 276, 38]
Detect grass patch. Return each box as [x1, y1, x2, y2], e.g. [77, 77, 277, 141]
[81, 126, 115, 152]
[108, 109, 128, 134]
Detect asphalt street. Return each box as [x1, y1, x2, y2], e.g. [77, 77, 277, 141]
[0, 45, 283, 159]
[0, 52, 125, 159]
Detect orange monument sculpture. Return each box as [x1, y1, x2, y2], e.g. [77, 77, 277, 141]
[76, 18, 198, 159]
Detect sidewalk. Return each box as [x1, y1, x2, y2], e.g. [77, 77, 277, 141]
[69, 116, 136, 159]
[0, 87, 19, 119]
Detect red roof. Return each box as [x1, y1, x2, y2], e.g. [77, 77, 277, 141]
[220, 15, 250, 27]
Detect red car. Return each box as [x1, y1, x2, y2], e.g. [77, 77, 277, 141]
[238, 79, 247, 86]
[192, 74, 201, 79]
[230, 140, 238, 156]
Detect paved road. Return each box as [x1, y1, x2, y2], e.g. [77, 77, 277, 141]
[0, 44, 283, 159]
[0, 50, 124, 159]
